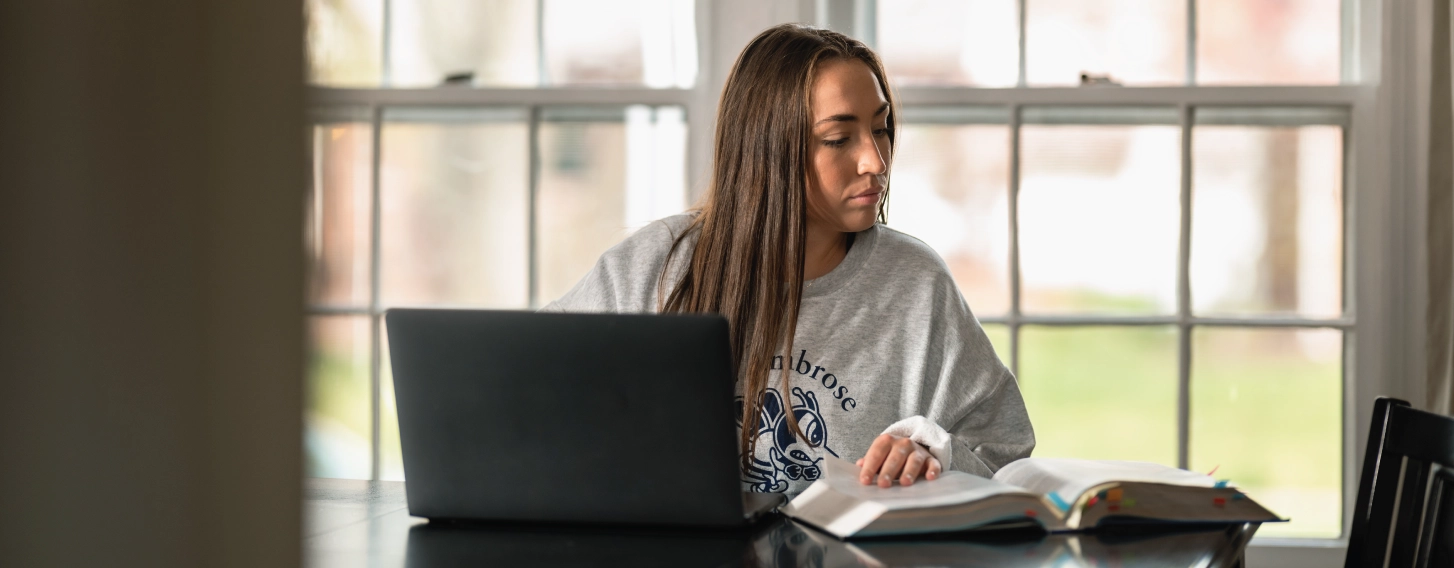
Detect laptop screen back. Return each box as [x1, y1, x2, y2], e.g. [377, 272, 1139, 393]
[386, 309, 745, 526]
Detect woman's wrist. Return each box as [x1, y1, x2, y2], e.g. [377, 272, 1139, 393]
[880, 415, 954, 471]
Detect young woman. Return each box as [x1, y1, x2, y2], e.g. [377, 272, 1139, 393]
[544, 24, 1034, 497]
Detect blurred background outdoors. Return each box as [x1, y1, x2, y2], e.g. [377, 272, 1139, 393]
[306, 0, 1346, 538]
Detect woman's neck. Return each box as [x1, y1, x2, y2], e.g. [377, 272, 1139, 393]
[803, 221, 848, 281]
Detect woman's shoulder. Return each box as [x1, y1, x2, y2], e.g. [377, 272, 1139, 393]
[869, 224, 954, 278]
[600, 213, 696, 261]
[544, 213, 696, 312]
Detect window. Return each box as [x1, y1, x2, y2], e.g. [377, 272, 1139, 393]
[306, 0, 1374, 548]
[864, 0, 1352, 541]
[305, 0, 696, 481]
[891, 104, 1347, 540]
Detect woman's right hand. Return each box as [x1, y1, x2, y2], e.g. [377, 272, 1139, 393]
[855, 433, 942, 487]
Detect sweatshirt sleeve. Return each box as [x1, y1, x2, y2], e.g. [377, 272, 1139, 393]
[539, 254, 620, 313]
[539, 217, 690, 313]
[899, 270, 1036, 478]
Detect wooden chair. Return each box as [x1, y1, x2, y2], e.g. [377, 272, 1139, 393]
[1345, 397, 1454, 567]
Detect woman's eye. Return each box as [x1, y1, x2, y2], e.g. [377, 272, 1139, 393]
[823, 137, 849, 148]
[872, 127, 891, 138]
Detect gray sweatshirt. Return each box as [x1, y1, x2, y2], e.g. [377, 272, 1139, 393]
[543, 214, 1035, 496]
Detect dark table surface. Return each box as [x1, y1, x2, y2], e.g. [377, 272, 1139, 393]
[304, 478, 1258, 567]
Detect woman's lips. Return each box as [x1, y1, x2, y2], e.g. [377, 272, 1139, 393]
[849, 190, 882, 204]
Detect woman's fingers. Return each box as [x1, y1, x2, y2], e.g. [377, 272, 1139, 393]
[860, 435, 942, 486]
[877, 438, 917, 487]
[899, 450, 927, 486]
[858, 434, 895, 484]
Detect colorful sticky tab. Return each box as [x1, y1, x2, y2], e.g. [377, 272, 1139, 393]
[1087, 496, 1099, 507]
[1213, 497, 1226, 506]
[1123, 498, 1137, 508]
[1108, 504, 1120, 512]
[1231, 493, 1246, 501]
[1096, 490, 1107, 499]
[1048, 492, 1070, 512]
[1024, 509, 1038, 518]
[1107, 488, 1123, 502]
[1214, 480, 1229, 489]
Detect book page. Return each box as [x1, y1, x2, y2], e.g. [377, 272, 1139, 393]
[992, 458, 1217, 507]
[812, 456, 1032, 511]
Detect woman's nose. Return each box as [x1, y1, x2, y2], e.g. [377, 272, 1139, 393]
[859, 142, 887, 176]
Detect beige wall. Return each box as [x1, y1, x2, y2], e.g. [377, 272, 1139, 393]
[0, 1, 304, 566]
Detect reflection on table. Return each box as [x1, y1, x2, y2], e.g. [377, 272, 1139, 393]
[305, 479, 1256, 568]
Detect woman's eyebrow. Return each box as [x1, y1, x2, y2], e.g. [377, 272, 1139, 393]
[814, 103, 892, 126]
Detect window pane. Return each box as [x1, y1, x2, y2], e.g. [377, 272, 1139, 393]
[982, 323, 1011, 369]
[380, 108, 531, 308]
[307, 118, 373, 307]
[537, 106, 687, 304]
[1020, 326, 1178, 464]
[389, 0, 538, 87]
[1026, 0, 1185, 86]
[1197, 0, 1341, 85]
[306, 316, 372, 479]
[875, 0, 1018, 87]
[544, 0, 697, 87]
[1020, 114, 1180, 314]
[388, 0, 696, 87]
[307, 0, 383, 86]
[1192, 122, 1343, 318]
[1190, 327, 1342, 538]
[892, 120, 1011, 316]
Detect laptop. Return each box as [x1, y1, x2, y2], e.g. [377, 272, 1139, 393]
[385, 308, 785, 527]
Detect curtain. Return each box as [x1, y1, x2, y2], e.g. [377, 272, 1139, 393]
[1429, 0, 1454, 415]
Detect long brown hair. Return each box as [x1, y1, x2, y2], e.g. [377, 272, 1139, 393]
[657, 24, 897, 467]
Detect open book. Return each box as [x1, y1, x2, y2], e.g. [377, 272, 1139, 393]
[779, 456, 1282, 538]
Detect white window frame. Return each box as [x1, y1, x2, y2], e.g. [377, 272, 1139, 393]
[308, 0, 719, 483]
[811, 1, 1423, 563]
[307, 1, 1433, 563]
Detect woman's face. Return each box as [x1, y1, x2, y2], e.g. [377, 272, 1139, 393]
[806, 57, 891, 234]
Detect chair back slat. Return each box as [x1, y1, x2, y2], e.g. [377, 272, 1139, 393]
[1348, 398, 1406, 568]
[1388, 458, 1430, 567]
[1359, 455, 1409, 566]
[1415, 469, 1454, 567]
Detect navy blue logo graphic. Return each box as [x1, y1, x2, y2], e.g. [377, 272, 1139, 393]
[738, 387, 838, 493]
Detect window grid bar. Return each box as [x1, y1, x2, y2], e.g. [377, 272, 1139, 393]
[527, 105, 543, 308]
[1016, 0, 1027, 88]
[894, 86, 1361, 107]
[975, 315, 1355, 328]
[1186, 0, 1197, 85]
[310, 87, 695, 107]
[1340, 0, 1355, 83]
[308, 86, 1361, 109]
[1341, 120, 1356, 320]
[858, 0, 877, 48]
[381, 0, 392, 86]
[1339, 106, 1356, 540]
[1177, 103, 1194, 470]
[1190, 316, 1354, 328]
[367, 104, 385, 481]
[536, 0, 548, 87]
[1007, 104, 1023, 377]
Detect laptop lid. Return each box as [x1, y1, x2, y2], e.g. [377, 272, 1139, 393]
[386, 309, 749, 527]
